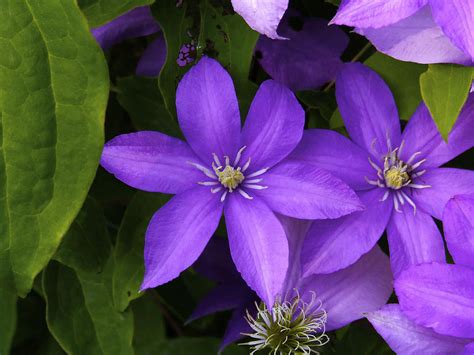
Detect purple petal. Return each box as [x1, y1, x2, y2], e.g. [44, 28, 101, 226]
[256, 17, 348, 91]
[92, 6, 160, 50]
[193, 237, 241, 282]
[187, 282, 251, 323]
[278, 215, 312, 295]
[443, 194, 474, 268]
[366, 304, 472, 355]
[299, 246, 392, 331]
[396, 263, 474, 338]
[336, 63, 401, 158]
[288, 129, 375, 191]
[331, 0, 428, 28]
[225, 194, 289, 307]
[220, 301, 254, 352]
[176, 57, 241, 164]
[358, 6, 472, 65]
[430, 0, 474, 61]
[141, 187, 222, 289]
[464, 343, 474, 355]
[386, 203, 445, 278]
[412, 168, 474, 220]
[135, 34, 167, 77]
[255, 160, 363, 220]
[239, 80, 305, 171]
[401, 96, 474, 169]
[301, 188, 392, 276]
[230, 0, 288, 39]
[100, 131, 202, 194]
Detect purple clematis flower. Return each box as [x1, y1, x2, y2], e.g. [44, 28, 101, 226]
[230, 0, 289, 39]
[91, 6, 167, 76]
[331, 1, 474, 65]
[368, 199, 474, 354]
[189, 216, 393, 352]
[255, 14, 349, 91]
[288, 62, 474, 279]
[100, 57, 363, 306]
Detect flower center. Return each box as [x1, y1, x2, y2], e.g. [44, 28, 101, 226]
[214, 165, 244, 191]
[188, 146, 269, 202]
[365, 138, 431, 213]
[384, 165, 411, 190]
[242, 292, 329, 355]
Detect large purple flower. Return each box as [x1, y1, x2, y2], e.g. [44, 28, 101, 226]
[100, 57, 363, 306]
[189, 216, 393, 352]
[331, 1, 473, 65]
[255, 14, 349, 91]
[91, 6, 166, 76]
[288, 62, 474, 278]
[368, 197, 474, 354]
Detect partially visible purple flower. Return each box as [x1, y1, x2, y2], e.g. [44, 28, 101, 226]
[255, 14, 349, 91]
[331, 1, 474, 65]
[100, 57, 363, 307]
[91, 6, 167, 77]
[230, 0, 289, 39]
[288, 62, 474, 278]
[189, 216, 393, 352]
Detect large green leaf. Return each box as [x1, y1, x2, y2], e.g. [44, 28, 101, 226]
[0, 0, 108, 296]
[78, 0, 155, 27]
[116, 76, 180, 137]
[113, 192, 171, 311]
[198, 0, 259, 116]
[420, 64, 473, 141]
[43, 199, 134, 355]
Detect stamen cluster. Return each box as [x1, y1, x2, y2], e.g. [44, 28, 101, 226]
[243, 293, 329, 355]
[366, 139, 431, 213]
[189, 146, 269, 202]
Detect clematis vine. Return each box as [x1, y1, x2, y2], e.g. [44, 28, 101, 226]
[189, 216, 393, 353]
[288, 62, 474, 279]
[255, 13, 349, 91]
[331, 1, 474, 65]
[91, 6, 167, 76]
[100, 57, 363, 306]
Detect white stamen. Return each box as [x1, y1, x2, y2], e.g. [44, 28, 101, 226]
[247, 167, 270, 178]
[198, 181, 219, 186]
[244, 184, 268, 190]
[211, 187, 222, 194]
[220, 190, 228, 202]
[393, 194, 401, 212]
[245, 178, 263, 184]
[406, 151, 422, 165]
[412, 170, 426, 178]
[242, 158, 251, 172]
[408, 183, 431, 189]
[234, 146, 247, 166]
[400, 190, 417, 214]
[368, 157, 382, 174]
[411, 158, 427, 170]
[212, 153, 221, 166]
[188, 162, 217, 179]
[396, 191, 405, 205]
[380, 190, 390, 202]
[238, 189, 253, 200]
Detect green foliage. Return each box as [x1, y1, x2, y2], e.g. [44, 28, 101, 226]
[43, 199, 134, 354]
[420, 64, 473, 141]
[79, 0, 155, 27]
[0, 0, 108, 297]
[113, 192, 171, 311]
[0, 290, 16, 354]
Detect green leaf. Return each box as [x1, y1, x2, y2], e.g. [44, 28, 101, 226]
[198, 0, 259, 115]
[43, 199, 134, 355]
[334, 321, 394, 355]
[131, 294, 166, 354]
[0, 289, 16, 354]
[420, 64, 472, 141]
[113, 192, 171, 311]
[159, 337, 247, 355]
[78, 0, 155, 27]
[116, 76, 181, 137]
[0, 0, 108, 296]
[152, 0, 193, 119]
[365, 52, 426, 120]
